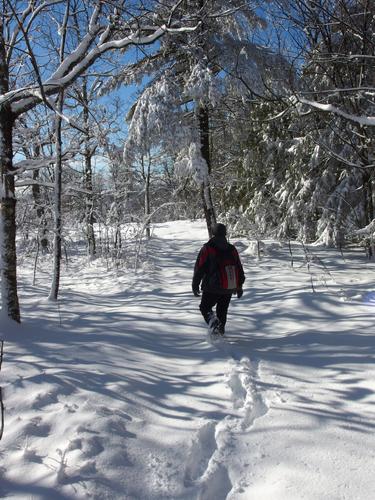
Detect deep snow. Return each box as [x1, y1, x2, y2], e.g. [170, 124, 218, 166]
[0, 220, 374, 499]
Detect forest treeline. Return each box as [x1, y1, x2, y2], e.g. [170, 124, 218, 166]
[1, 1, 374, 321]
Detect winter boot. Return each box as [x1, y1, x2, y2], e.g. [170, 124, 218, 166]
[208, 314, 221, 335]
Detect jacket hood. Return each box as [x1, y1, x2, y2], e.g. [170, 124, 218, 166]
[209, 235, 230, 251]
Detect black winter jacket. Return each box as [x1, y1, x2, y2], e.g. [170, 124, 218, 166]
[192, 236, 245, 295]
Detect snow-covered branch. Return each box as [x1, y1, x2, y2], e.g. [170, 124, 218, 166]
[15, 179, 55, 189]
[296, 98, 375, 126]
[13, 158, 56, 174]
[2, 3, 198, 116]
[6, 0, 65, 63]
[352, 220, 375, 237]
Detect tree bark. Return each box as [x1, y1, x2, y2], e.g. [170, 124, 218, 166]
[0, 22, 20, 322]
[363, 170, 374, 257]
[82, 79, 96, 258]
[32, 169, 48, 250]
[49, 2, 70, 300]
[48, 91, 63, 301]
[84, 149, 96, 257]
[198, 104, 216, 237]
[30, 144, 48, 250]
[145, 156, 151, 239]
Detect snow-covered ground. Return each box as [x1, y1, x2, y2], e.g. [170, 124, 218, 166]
[1, 220, 375, 499]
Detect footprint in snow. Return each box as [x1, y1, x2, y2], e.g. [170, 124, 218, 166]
[198, 463, 233, 500]
[227, 358, 270, 430]
[184, 421, 217, 486]
[23, 417, 51, 437]
[23, 447, 44, 463]
[227, 371, 247, 409]
[104, 417, 136, 438]
[63, 402, 79, 413]
[67, 433, 104, 458]
[31, 390, 59, 410]
[82, 435, 104, 457]
[67, 437, 82, 452]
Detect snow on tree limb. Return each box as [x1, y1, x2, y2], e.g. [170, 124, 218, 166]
[13, 158, 56, 174]
[6, 0, 65, 63]
[296, 97, 375, 127]
[15, 179, 55, 189]
[1, 3, 198, 116]
[352, 219, 375, 237]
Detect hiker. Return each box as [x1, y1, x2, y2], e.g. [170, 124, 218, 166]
[192, 223, 245, 335]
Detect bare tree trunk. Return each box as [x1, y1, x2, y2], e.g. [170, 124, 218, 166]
[145, 156, 151, 239]
[85, 151, 96, 257]
[194, 0, 217, 238]
[49, 2, 69, 300]
[364, 170, 374, 258]
[49, 91, 64, 301]
[198, 105, 216, 237]
[0, 22, 20, 322]
[82, 78, 96, 258]
[30, 144, 48, 250]
[21, 138, 49, 250]
[32, 169, 48, 250]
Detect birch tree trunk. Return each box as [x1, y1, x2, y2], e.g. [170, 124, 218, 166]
[0, 22, 20, 322]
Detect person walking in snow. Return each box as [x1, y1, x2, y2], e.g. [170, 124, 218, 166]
[192, 223, 245, 335]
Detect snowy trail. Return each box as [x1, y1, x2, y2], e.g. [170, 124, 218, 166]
[1, 221, 375, 499]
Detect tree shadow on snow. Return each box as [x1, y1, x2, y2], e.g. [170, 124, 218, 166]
[5, 273, 234, 426]
[227, 282, 375, 435]
[4, 232, 375, 462]
[0, 479, 72, 500]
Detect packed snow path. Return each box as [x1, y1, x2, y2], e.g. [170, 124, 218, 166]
[1, 221, 375, 499]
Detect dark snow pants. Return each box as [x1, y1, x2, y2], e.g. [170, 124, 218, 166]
[199, 292, 232, 326]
